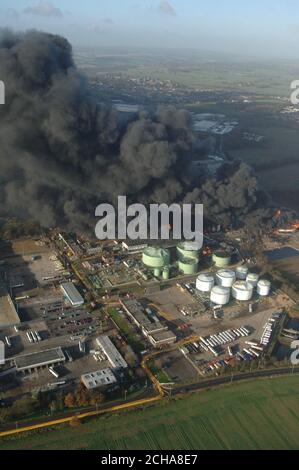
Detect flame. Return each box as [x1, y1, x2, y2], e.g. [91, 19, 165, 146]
[275, 220, 299, 234]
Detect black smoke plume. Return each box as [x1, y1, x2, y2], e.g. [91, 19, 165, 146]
[0, 30, 278, 234]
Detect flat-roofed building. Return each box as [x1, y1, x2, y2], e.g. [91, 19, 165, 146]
[121, 299, 175, 348]
[96, 336, 127, 369]
[122, 240, 148, 253]
[60, 282, 84, 307]
[81, 368, 116, 390]
[14, 347, 65, 373]
[142, 322, 167, 337]
[149, 330, 177, 348]
[121, 300, 150, 326]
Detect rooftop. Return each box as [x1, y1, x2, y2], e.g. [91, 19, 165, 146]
[14, 347, 65, 371]
[96, 335, 127, 369]
[81, 368, 116, 390]
[60, 282, 84, 305]
[150, 330, 177, 343]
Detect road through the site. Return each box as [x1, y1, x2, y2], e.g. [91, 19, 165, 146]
[0, 367, 298, 439]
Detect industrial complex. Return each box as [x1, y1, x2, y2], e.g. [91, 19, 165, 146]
[0, 222, 298, 422]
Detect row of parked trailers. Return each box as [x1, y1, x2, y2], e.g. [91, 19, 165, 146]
[239, 341, 264, 360]
[261, 318, 276, 346]
[203, 340, 264, 374]
[199, 327, 251, 357]
[26, 330, 42, 343]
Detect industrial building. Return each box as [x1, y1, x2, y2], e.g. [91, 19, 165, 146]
[96, 336, 127, 369]
[58, 232, 83, 257]
[121, 300, 177, 348]
[122, 240, 148, 253]
[60, 282, 84, 307]
[121, 300, 151, 326]
[14, 347, 65, 373]
[149, 330, 177, 347]
[121, 300, 167, 335]
[0, 290, 20, 328]
[81, 368, 117, 390]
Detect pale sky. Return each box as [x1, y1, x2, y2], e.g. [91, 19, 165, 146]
[2, 0, 299, 58]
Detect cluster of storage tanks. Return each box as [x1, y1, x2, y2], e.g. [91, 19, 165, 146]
[176, 242, 200, 275]
[142, 242, 201, 278]
[142, 247, 171, 279]
[196, 266, 271, 306]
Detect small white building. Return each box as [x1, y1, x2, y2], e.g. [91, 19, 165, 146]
[81, 368, 116, 390]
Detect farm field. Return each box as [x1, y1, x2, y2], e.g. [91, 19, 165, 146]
[1, 376, 299, 450]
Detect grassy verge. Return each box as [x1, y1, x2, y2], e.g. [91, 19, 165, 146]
[2, 376, 298, 450]
[107, 307, 144, 353]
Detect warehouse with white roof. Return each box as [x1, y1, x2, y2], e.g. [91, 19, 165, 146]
[60, 282, 84, 307]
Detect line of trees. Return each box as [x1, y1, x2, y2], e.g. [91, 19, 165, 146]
[0, 385, 105, 425]
[64, 384, 105, 409]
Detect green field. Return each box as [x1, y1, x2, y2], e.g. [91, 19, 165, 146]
[1, 376, 299, 450]
[125, 59, 299, 97]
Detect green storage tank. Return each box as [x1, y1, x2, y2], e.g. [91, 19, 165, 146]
[162, 267, 170, 280]
[154, 268, 161, 277]
[142, 247, 170, 269]
[177, 242, 200, 262]
[212, 251, 231, 268]
[178, 257, 198, 275]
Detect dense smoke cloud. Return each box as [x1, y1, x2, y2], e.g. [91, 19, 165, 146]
[0, 29, 277, 234]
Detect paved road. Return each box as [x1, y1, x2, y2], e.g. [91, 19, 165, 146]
[173, 367, 299, 395]
[1, 367, 298, 438]
[0, 385, 154, 435]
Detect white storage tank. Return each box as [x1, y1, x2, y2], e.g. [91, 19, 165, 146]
[257, 280, 271, 297]
[246, 273, 259, 287]
[216, 269, 236, 288]
[232, 281, 253, 301]
[210, 286, 230, 306]
[236, 265, 249, 280]
[196, 273, 215, 292]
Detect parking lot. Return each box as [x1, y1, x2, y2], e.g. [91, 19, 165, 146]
[16, 288, 64, 322]
[46, 307, 99, 338]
